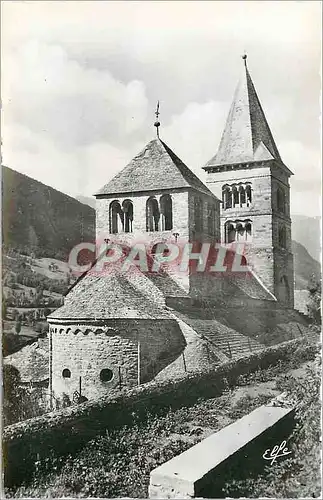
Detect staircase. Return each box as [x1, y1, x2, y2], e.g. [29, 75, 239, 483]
[171, 310, 264, 359]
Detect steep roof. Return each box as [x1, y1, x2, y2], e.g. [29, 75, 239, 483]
[48, 264, 177, 321]
[204, 58, 283, 169]
[96, 138, 215, 197]
[4, 340, 49, 383]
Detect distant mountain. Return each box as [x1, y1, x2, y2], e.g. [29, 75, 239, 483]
[292, 239, 321, 290]
[76, 195, 96, 209]
[2, 166, 95, 260]
[291, 214, 321, 262]
[2, 166, 320, 291]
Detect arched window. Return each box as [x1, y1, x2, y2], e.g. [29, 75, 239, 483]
[146, 197, 160, 232]
[100, 368, 114, 382]
[222, 185, 231, 210]
[62, 368, 71, 378]
[232, 186, 239, 208]
[122, 200, 134, 233]
[109, 200, 123, 234]
[278, 226, 287, 248]
[225, 222, 236, 243]
[245, 222, 252, 242]
[207, 204, 216, 236]
[246, 184, 252, 206]
[239, 185, 246, 207]
[160, 194, 173, 231]
[194, 197, 203, 232]
[236, 222, 244, 241]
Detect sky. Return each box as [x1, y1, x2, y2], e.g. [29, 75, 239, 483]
[1, 1, 321, 216]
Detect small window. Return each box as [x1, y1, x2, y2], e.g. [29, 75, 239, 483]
[62, 368, 71, 378]
[100, 368, 114, 382]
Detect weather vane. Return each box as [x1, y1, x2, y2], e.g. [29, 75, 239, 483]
[154, 101, 160, 138]
[242, 52, 247, 66]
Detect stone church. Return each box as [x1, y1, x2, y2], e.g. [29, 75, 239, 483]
[48, 57, 306, 405]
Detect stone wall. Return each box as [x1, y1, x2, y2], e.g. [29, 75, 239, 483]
[3, 338, 317, 489]
[205, 161, 294, 305]
[49, 319, 186, 401]
[96, 189, 190, 243]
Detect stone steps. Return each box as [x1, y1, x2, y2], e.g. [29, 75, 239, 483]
[171, 311, 264, 359]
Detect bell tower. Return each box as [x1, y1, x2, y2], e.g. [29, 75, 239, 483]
[203, 55, 294, 307]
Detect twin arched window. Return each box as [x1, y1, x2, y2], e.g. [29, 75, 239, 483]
[224, 220, 252, 243]
[222, 184, 252, 210]
[146, 194, 173, 232]
[109, 199, 134, 234]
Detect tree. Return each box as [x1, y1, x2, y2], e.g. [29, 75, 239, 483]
[2, 298, 7, 320]
[3, 365, 24, 425]
[3, 365, 46, 425]
[307, 275, 321, 324]
[15, 320, 22, 334]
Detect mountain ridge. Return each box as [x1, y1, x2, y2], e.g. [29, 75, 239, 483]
[2, 166, 95, 260]
[2, 166, 320, 290]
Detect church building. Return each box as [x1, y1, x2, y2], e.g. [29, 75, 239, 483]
[203, 55, 294, 307]
[48, 57, 303, 405]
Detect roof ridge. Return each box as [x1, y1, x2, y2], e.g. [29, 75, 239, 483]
[96, 138, 217, 197]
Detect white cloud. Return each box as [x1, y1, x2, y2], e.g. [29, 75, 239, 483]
[1, 1, 321, 218]
[2, 40, 149, 150]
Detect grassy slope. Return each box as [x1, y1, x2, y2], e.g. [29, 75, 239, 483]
[10, 342, 320, 499]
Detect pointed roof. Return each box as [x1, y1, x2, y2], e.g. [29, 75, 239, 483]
[204, 57, 283, 169]
[96, 138, 214, 197]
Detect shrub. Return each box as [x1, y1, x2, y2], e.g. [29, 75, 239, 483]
[223, 363, 321, 498]
[15, 320, 21, 334]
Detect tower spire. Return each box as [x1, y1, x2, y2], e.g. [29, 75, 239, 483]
[154, 101, 160, 138]
[204, 56, 282, 169]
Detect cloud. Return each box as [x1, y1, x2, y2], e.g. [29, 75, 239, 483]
[2, 40, 149, 151]
[1, 1, 321, 217]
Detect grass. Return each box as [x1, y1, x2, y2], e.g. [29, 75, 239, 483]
[8, 349, 319, 499]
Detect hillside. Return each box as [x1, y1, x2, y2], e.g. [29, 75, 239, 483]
[292, 240, 321, 290]
[291, 214, 321, 262]
[2, 166, 95, 260]
[2, 166, 320, 292]
[76, 195, 96, 209]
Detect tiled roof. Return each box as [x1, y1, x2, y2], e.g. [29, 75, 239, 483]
[204, 61, 282, 168]
[48, 266, 176, 321]
[4, 340, 49, 383]
[96, 138, 215, 197]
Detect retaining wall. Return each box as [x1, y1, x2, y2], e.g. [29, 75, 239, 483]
[3, 338, 317, 488]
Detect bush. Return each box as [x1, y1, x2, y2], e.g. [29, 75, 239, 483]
[223, 363, 321, 498]
[15, 320, 21, 334]
[307, 275, 321, 324]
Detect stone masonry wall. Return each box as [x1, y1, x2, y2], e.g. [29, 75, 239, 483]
[96, 190, 190, 243]
[206, 165, 276, 295]
[205, 162, 294, 303]
[49, 319, 186, 401]
[4, 339, 317, 489]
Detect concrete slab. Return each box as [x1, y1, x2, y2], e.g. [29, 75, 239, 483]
[149, 396, 294, 498]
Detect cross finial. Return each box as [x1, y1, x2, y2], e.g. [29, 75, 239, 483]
[242, 53, 247, 66]
[154, 101, 160, 138]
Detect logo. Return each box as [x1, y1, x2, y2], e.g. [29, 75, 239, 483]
[262, 440, 292, 465]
